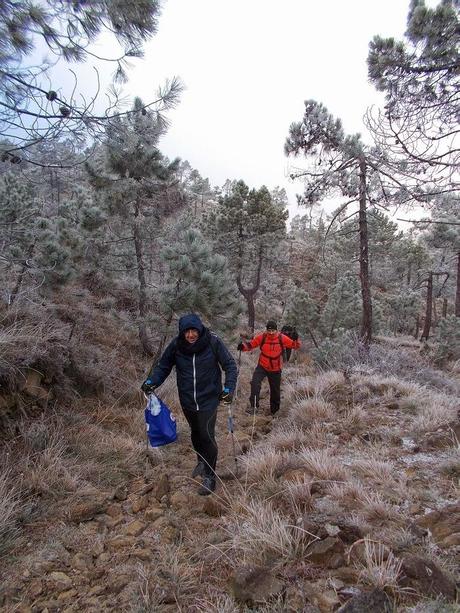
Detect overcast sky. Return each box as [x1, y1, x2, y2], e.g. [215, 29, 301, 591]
[123, 0, 413, 218]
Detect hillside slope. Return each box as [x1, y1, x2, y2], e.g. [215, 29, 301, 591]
[0, 343, 459, 612]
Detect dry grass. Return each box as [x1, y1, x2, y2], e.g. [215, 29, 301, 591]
[240, 447, 292, 482]
[297, 447, 349, 482]
[223, 498, 310, 564]
[270, 424, 310, 452]
[354, 537, 403, 592]
[327, 479, 368, 509]
[289, 397, 335, 427]
[192, 592, 239, 613]
[0, 470, 20, 554]
[351, 458, 397, 484]
[292, 370, 346, 399]
[412, 396, 457, 433]
[341, 405, 367, 431]
[358, 491, 404, 523]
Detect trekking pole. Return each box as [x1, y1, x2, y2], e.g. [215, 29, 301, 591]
[226, 349, 241, 477]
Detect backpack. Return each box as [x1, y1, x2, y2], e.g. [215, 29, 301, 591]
[280, 325, 296, 361]
[259, 333, 284, 370]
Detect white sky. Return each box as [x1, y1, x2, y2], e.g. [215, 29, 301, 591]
[124, 0, 410, 219]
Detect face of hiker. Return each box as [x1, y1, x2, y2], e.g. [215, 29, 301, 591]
[185, 328, 199, 344]
[266, 327, 277, 337]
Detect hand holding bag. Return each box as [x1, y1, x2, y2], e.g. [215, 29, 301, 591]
[144, 393, 177, 447]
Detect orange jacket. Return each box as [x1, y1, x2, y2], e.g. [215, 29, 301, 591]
[241, 332, 301, 372]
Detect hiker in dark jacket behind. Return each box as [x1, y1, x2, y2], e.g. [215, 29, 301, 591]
[238, 319, 300, 415]
[141, 313, 237, 495]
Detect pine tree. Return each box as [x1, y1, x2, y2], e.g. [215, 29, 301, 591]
[320, 273, 362, 337]
[285, 100, 375, 344]
[87, 98, 184, 354]
[1, 1, 181, 164]
[149, 225, 240, 358]
[367, 0, 459, 186]
[203, 180, 288, 331]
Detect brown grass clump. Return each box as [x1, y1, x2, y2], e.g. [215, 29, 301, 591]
[358, 491, 404, 523]
[135, 543, 202, 610]
[354, 537, 403, 592]
[297, 447, 349, 482]
[223, 498, 309, 564]
[0, 470, 20, 554]
[270, 424, 310, 453]
[351, 458, 397, 484]
[289, 397, 335, 427]
[240, 446, 292, 482]
[327, 479, 368, 510]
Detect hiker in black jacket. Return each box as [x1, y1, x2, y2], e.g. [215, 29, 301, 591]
[141, 313, 237, 495]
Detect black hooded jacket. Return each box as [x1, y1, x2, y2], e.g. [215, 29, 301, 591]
[148, 314, 237, 412]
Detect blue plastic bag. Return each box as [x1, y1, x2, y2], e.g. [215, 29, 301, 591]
[144, 394, 177, 447]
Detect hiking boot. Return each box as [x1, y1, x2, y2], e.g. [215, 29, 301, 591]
[245, 405, 258, 414]
[198, 475, 216, 496]
[191, 461, 205, 478]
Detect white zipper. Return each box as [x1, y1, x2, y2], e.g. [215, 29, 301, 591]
[193, 354, 199, 410]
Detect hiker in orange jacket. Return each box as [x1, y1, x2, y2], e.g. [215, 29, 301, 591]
[237, 320, 300, 415]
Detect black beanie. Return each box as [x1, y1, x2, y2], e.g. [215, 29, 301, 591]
[266, 320, 277, 330]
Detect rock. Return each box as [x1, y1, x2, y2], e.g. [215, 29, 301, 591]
[96, 552, 112, 565]
[284, 585, 320, 612]
[106, 504, 123, 518]
[307, 536, 345, 568]
[124, 520, 147, 536]
[131, 549, 152, 561]
[153, 474, 170, 501]
[152, 516, 179, 543]
[230, 564, 284, 604]
[113, 485, 128, 501]
[47, 571, 72, 591]
[67, 497, 108, 522]
[440, 532, 460, 547]
[90, 540, 105, 556]
[131, 495, 149, 513]
[22, 369, 49, 400]
[415, 503, 460, 547]
[71, 553, 93, 571]
[57, 588, 78, 601]
[106, 574, 130, 595]
[337, 588, 393, 612]
[203, 497, 226, 517]
[145, 507, 164, 522]
[399, 554, 456, 601]
[107, 535, 136, 549]
[88, 584, 106, 596]
[170, 491, 189, 508]
[28, 579, 43, 598]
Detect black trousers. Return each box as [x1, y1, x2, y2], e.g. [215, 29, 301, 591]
[182, 407, 218, 476]
[249, 365, 281, 414]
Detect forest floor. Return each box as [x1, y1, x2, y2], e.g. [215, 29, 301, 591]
[0, 339, 459, 612]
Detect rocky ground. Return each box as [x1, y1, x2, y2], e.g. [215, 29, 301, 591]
[0, 349, 459, 612]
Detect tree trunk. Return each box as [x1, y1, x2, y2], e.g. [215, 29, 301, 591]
[456, 251, 460, 317]
[358, 159, 372, 345]
[133, 197, 154, 356]
[9, 243, 35, 306]
[442, 297, 448, 318]
[414, 315, 420, 339]
[420, 272, 433, 341]
[236, 229, 264, 334]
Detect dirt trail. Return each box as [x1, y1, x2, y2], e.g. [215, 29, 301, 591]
[0, 368, 279, 612]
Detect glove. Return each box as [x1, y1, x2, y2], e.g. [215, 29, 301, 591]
[237, 341, 244, 351]
[141, 379, 156, 394]
[219, 388, 233, 404]
[290, 330, 299, 341]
